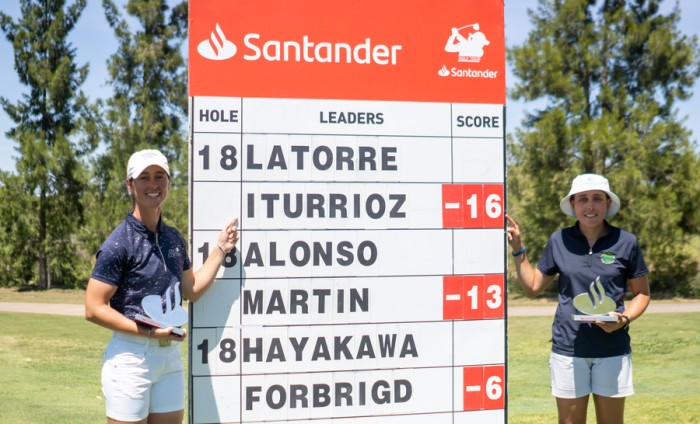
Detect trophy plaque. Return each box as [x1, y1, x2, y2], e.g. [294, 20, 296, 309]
[134, 282, 187, 336]
[572, 277, 619, 322]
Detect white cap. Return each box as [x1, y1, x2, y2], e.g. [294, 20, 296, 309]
[126, 149, 170, 179]
[560, 174, 620, 218]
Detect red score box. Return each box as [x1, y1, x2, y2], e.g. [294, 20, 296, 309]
[442, 275, 504, 320]
[462, 365, 505, 411]
[442, 184, 504, 229]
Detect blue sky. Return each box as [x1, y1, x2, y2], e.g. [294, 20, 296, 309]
[0, 0, 699, 173]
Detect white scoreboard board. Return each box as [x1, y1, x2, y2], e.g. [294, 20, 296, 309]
[188, 1, 506, 423]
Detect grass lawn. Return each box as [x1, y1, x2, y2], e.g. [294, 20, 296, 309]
[1, 297, 698, 423]
[507, 313, 700, 423]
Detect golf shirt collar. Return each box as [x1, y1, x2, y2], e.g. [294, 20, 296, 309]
[125, 212, 164, 235]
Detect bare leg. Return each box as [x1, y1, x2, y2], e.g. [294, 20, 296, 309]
[556, 395, 589, 424]
[147, 410, 184, 424]
[108, 418, 146, 424]
[593, 394, 625, 424]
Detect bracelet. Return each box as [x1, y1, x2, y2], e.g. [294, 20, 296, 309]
[620, 315, 631, 328]
[512, 246, 527, 257]
[217, 243, 226, 255]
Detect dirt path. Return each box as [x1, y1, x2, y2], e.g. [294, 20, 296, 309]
[2, 301, 699, 317]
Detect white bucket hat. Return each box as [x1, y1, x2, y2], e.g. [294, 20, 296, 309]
[559, 174, 620, 218]
[126, 149, 170, 179]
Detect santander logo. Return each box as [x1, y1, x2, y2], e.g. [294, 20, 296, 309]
[198, 23, 237, 60]
[196, 23, 403, 65]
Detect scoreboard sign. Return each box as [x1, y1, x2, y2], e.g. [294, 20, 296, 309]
[188, 1, 506, 423]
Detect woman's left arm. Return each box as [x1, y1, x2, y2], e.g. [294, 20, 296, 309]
[622, 274, 651, 323]
[597, 274, 650, 333]
[182, 218, 239, 303]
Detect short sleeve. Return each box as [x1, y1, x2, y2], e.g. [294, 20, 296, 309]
[179, 232, 193, 271]
[536, 233, 560, 276]
[90, 240, 126, 286]
[626, 237, 649, 280]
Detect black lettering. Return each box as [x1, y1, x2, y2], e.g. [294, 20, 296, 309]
[313, 384, 331, 407]
[290, 289, 309, 314]
[284, 193, 303, 218]
[267, 385, 286, 409]
[270, 242, 285, 266]
[311, 338, 331, 361]
[247, 144, 263, 169]
[357, 241, 378, 266]
[290, 145, 309, 169]
[266, 290, 286, 314]
[400, 334, 418, 358]
[290, 385, 308, 408]
[243, 290, 263, 314]
[366, 193, 385, 219]
[350, 288, 369, 312]
[356, 335, 376, 359]
[336, 382, 353, 406]
[268, 145, 287, 169]
[358, 147, 377, 170]
[372, 380, 391, 404]
[382, 146, 397, 170]
[244, 337, 263, 362]
[289, 337, 308, 361]
[244, 242, 264, 267]
[334, 336, 353, 360]
[395, 380, 412, 402]
[266, 338, 286, 362]
[246, 386, 261, 410]
[389, 194, 406, 218]
[290, 241, 310, 266]
[313, 289, 331, 313]
[313, 146, 333, 170]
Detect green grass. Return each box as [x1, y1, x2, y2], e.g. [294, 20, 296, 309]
[0, 312, 187, 423]
[1, 311, 698, 423]
[0, 287, 86, 304]
[507, 313, 700, 423]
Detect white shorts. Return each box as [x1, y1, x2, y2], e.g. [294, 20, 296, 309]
[102, 332, 184, 422]
[549, 352, 634, 399]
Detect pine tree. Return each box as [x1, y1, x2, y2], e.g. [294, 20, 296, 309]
[83, 0, 188, 256]
[508, 0, 700, 295]
[0, 0, 99, 289]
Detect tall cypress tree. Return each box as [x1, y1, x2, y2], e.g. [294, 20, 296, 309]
[508, 0, 700, 295]
[84, 0, 188, 255]
[0, 0, 99, 289]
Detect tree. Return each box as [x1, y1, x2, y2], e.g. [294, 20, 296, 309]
[0, 0, 99, 289]
[82, 0, 188, 257]
[508, 0, 700, 295]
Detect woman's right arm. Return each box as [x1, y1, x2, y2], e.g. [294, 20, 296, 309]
[505, 214, 556, 297]
[85, 278, 150, 337]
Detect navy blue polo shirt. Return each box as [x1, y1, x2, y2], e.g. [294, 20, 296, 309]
[537, 221, 648, 358]
[91, 213, 192, 320]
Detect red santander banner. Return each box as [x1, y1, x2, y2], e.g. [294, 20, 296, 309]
[189, 0, 505, 104]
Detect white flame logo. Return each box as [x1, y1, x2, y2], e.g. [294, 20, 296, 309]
[197, 23, 237, 61]
[141, 282, 188, 327]
[573, 277, 616, 316]
[438, 65, 450, 77]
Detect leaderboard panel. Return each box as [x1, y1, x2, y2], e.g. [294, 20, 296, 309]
[191, 274, 504, 328]
[192, 366, 505, 423]
[189, 95, 505, 423]
[188, 1, 506, 422]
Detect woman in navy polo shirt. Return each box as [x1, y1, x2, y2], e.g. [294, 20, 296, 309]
[506, 174, 650, 424]
[85, 149, 239, 424]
